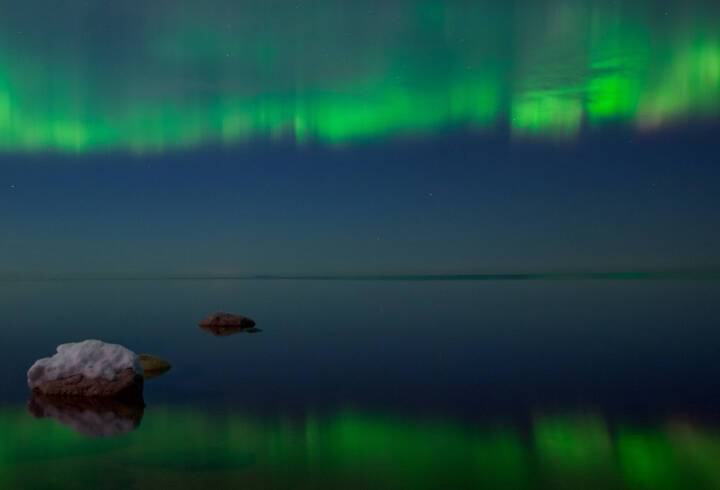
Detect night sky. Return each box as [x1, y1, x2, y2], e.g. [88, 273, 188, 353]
[0, 0, 718, 277]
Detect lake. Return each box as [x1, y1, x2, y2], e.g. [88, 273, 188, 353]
[1, 277, 719, 489]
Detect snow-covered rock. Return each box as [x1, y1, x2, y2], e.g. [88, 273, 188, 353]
[27, 340, 144, 397]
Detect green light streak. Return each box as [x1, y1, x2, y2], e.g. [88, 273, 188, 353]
[512, 91, 584, 137]
[0, 0, 717, 153]
[638, 35, 720, 128]
[534, 415, 613, 469]
[618, 430, 682, 489]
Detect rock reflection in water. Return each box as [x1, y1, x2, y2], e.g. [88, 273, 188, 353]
[27, 393, 145, 438]
[200, 324, 262, 337]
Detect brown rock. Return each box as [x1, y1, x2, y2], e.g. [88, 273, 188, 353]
[138, 354, 171, 379]
[199, 312, 257, 336]
[30, 367, 144, 398]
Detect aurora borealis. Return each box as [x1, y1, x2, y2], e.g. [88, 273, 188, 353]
[0, 0, 717, 153]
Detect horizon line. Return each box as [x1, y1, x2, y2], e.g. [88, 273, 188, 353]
[2, 269, 720, 283]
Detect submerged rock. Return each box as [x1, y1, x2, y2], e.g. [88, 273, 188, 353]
[138, 354, 171, 379]
[27, 340, 144, 397]
[28, 392, 144, 437]
[199, 312, 257, 336]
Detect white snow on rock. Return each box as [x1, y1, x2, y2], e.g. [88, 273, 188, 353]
[27, 340, 143, 389]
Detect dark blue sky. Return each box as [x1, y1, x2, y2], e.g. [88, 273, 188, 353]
[2, 124, 719, 278]
[0, 0, 718, 277]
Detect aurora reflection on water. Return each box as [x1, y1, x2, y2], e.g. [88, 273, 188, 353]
[2, 406, 720, 489]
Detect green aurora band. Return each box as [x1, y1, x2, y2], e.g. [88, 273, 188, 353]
[0, 0, 718, 153]
[1, 406, 720, 489]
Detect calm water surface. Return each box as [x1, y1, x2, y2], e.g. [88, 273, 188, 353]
[1, 278, 719, 489]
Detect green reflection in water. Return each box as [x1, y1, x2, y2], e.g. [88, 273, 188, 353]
[0, 0, 717, 153]
[2, 406, 720, 489]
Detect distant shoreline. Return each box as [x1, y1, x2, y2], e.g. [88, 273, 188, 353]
[2, 270, 720, 283]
